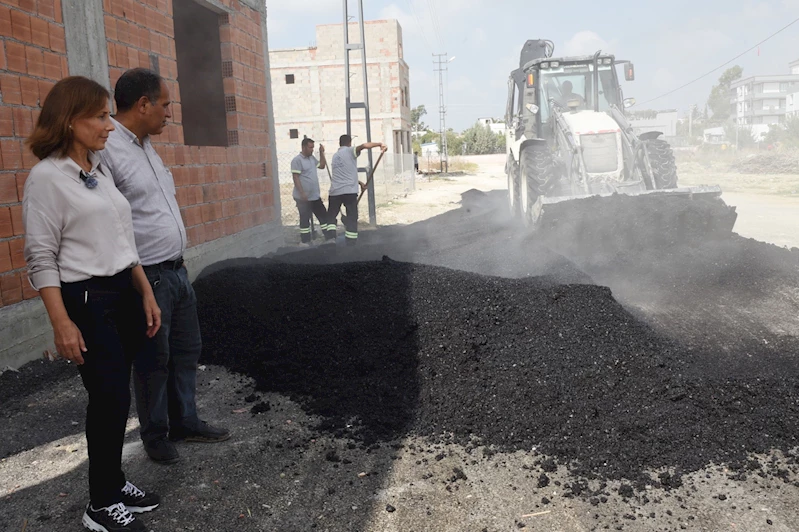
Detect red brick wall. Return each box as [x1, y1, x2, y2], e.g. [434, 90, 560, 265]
[0, 0, 277, 309]
[0, 0, 66, 306]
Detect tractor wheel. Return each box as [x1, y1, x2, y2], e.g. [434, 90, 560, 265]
[644, 138, 678, 189]
[507, 158, 521, 217]
[519, 146, 554, 226]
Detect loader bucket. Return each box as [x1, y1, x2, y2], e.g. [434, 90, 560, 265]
[531, 185, 737, 251]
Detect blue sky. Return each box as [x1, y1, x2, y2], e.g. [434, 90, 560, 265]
[266, 0, 799, 131]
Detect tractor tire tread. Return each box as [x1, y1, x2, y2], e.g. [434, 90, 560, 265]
[645, 138, 678, 189]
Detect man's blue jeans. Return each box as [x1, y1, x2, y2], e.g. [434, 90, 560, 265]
[134, 264, 202, 444]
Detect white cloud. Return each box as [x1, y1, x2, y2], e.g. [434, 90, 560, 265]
[742, 1, 776, 19]
[266, 0, 339, 15]
[379, 3, 415, 33]
[652, 67, 677, 92]
[562, 31, 616, 56]
[671, 28, 733, 58]
[447, 74, 475, 93]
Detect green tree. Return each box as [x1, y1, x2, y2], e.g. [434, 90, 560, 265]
[411, 105, 428, 132]
[723, 123, 757, 149]
[707, 66, 743, 121]
[461, 122, 503, 155]
[444, 129, 464, 156]
[496, 132, 506, 152]
[765, 116, 799, 147]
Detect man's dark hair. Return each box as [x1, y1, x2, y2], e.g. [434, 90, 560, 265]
[339, 134, 352, 146]
[114, 68, 163, 112]
[301, 137, 314, 148]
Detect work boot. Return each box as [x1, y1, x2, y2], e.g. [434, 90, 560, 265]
[143, 438, 180, 465]
[169, 421, 231, 443]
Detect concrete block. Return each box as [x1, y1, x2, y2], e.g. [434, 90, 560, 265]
[0, 297, 52, 370]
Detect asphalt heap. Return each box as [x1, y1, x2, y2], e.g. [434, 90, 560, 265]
[195, 254, 799, 488]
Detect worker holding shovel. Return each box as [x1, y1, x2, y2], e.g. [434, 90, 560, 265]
[327, 134, 386, 245]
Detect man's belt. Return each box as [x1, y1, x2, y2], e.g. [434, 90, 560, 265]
[146, 256, 184, 270]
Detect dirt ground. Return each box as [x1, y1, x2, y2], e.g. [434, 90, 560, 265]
[3, 154, 799, 532]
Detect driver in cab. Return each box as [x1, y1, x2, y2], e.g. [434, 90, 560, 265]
[556, 81, 586, 110]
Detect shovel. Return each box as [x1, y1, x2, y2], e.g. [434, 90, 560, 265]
[357, 149, 386, 205]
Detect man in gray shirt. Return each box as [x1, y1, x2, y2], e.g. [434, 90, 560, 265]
[328, 135, 385, 245]
[100, 68, 229, 465]
[291, 137, 331, 244]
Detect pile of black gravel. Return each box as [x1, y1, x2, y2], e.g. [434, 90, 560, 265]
[195, 257, 799, 487]
[539, 193, 738, 254]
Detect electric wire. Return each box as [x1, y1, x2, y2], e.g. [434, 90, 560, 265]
[424, 0, 445, 50]
[640, 16, 799, 106]
[404, 0, 434, 53]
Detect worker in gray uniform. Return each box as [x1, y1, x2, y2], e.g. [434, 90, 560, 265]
[327, 135, 386, 245]
[291, 137, 332, 244]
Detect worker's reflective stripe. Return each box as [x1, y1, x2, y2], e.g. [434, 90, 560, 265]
[299, 227, 312, 234]
[323, 224, 336, 231]
[345, 231, 358, 239]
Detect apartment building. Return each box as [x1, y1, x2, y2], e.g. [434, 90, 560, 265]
[732, 60, 799, 125]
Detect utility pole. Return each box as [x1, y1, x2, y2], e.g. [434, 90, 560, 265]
[688, 105, 694, 139]
[433, 53, 449, 173]
[342, 0, 376, 224]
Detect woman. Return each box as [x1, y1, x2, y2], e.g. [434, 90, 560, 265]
[23, 76, 162, 532]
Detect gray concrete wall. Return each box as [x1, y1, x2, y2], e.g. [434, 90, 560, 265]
[0, 299, 51, 370]
[61, 0, 110, 88]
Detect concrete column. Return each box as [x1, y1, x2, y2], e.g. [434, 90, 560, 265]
[259, 2, 282, 222]
[62, 0, 110, 88]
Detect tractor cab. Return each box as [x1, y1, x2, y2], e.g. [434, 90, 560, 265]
[509, 54, 634, 146]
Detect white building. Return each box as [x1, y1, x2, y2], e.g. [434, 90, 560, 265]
[628, 110, 679, 138]
[476, 117, 506, 136]
[787, 92, 799, 118]
[731, 59, 799, 126]
[420, 142, 439, 156]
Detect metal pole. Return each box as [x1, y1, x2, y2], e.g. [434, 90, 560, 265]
[357, 0, 376, 225]
[343, 0, 351, 137]
[433, 53, 448, 173]
[439, 59, 444, 173]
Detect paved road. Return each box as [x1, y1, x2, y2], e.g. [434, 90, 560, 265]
[723, 192, 799, 249]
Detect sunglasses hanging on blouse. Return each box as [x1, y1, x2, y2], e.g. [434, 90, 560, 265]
[79, 170, 98, 189]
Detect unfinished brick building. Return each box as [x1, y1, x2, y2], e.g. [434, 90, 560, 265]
[0, 0, 281, 368]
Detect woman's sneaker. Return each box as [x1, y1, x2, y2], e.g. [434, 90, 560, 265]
[82, 502, 146, 531]
[120, 481, 160, 513]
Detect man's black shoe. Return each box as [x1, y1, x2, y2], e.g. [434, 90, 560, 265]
[169, 421, 231, 443]
[144, 438, 180, 464]
[120, 481, 160, 513]
[82, 502, 146, 531]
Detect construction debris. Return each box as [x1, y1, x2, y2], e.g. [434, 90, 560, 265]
[729, 152, 799, 174]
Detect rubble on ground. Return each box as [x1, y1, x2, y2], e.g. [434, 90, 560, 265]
[729, 152, 799, 174]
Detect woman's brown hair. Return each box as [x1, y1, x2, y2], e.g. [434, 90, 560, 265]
[26, 76, 110, 160]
